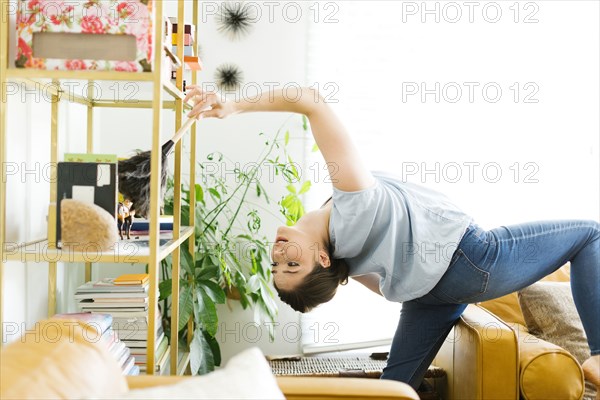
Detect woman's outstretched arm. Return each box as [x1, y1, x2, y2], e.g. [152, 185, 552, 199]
[184, 86, 375, 192]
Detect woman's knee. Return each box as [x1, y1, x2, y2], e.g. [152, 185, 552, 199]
[583, 219, 600, 241]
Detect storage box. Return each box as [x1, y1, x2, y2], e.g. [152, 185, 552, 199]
[16, 0, 154, 72]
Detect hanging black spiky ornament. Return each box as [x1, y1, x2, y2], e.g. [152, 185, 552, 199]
[215, 63, 243, 91]
[217, 1, 254, 40]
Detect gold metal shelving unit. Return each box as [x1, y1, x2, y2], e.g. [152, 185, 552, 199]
[0, 0, 200, 376]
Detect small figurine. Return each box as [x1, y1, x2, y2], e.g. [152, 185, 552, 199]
[117, 199, 135, 240]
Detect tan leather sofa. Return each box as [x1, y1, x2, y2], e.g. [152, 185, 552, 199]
[0, 319, 419, 400]
[434, 264, 586, 400]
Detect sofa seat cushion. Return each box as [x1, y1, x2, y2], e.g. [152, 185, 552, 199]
[478, 292, 527, 326]
[0, 319, 127, 400]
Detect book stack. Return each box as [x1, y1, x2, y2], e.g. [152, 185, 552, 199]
[75, 274, 169, 374]
[129, 215, 174, 236]
[52, 312, 138, 376]
[131, 331, 169, 374]
[168, 17, 203, 77]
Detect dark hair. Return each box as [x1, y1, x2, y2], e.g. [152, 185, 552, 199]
[274, 249, 349, 313]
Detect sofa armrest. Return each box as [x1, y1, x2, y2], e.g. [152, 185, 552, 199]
[126, 375, 185, 389]
[512, 324, 585, 400]
[435, 304, 519, 400]
[126, 376, 419, 400]
[276, 377, 419, 400]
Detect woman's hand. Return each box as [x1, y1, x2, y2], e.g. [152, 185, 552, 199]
[184, 86, 237, 119]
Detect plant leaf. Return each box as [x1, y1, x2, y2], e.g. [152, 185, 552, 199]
[204, 331, 221, 367]
[197, 264, 219, 281]
[209, 254, 221, 268]
[246, 275, 261, 294]
[259, 279, 278, 318]
[158, 278, 172, 301]
[284, 130, 290, 146]
[178, 286, 194, 331]
[208, 188, 221, 201]
[196, 288, 219, 336]
[189, 327, 215, 375]
[195, 184, 204, 203]
[181, 247, 194, 275]
[281, 194, 295, 208]
[286, 184, 296, 194]
[199, 280, 226, 304]
[298, 180, 311, 195]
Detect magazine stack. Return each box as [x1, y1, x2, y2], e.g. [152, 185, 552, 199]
[52, 312, 138, 375]
[74, 274, 169, 374]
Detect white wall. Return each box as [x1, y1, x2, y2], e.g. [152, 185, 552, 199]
[306, 1, 600, 227]
[95, 1, 313, 362]
[192, 0, 311, 363]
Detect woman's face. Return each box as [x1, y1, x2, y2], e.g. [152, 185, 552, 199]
[271, 225, 322, 291]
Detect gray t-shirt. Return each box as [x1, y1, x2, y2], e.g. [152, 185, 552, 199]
[329, 171, 473, 302]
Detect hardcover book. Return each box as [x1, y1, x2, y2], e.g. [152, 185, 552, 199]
[114, 273, 149, 285]
[75, 291, 148, 300]
[79, 300, 149, 309]
[77, 281, 149, 293]
[129, 216, 173, 232]
[124, 329, 164, 348]
[64, 153, 118, 163]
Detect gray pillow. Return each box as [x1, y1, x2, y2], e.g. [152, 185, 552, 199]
[518, 281, 596, 400]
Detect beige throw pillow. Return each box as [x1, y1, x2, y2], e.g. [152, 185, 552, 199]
[518, 281, 596, 400]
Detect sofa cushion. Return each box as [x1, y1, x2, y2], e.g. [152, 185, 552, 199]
[0, 319, 128, 400]
[478, 292, 527, 326]
[519, 281, 595, 400]
[120, 347, 285, 399]
[478, 263, 571, 326]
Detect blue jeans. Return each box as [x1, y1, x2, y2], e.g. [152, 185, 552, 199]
[380, 219, 600, 390]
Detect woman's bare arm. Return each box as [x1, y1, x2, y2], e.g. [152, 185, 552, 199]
[351, 274, 382, 296]
[184, 86, 375, 192]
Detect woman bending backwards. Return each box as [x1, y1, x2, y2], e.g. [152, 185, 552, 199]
[185, 86, 600, 393]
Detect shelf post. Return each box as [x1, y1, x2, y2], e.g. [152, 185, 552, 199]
[85, 82, 94, 283]
[146, 0, 165, 375]
[0, 0, 9, 344]
[169, 0, 186, 375]
[47, 80, 60, 317]
[186, 0, 200, 351]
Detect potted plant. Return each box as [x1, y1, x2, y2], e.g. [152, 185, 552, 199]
[159, 116, 315, 374]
